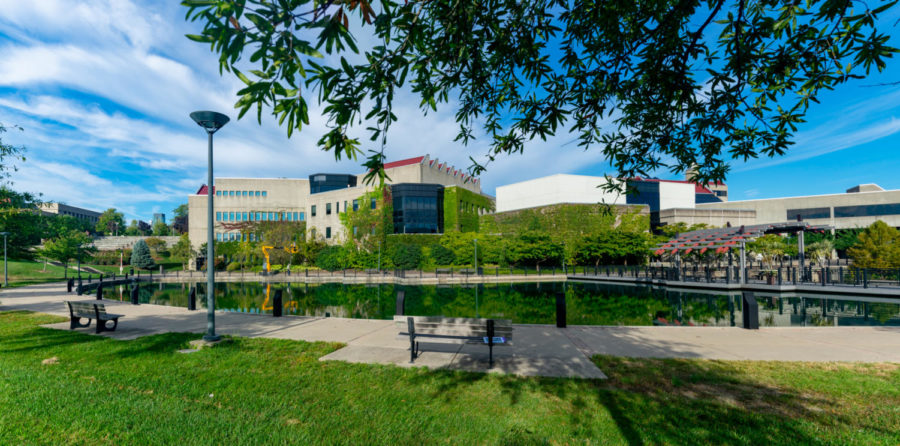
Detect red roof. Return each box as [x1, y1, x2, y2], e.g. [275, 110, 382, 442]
[631, 177, 714, 194]
[196, 185, 215, 195]
[383, 156, 425, 170]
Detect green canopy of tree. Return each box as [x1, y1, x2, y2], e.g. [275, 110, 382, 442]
[183, 1, 899, 185]
[151, 220, 171, 236]
[130, 239, 156, 270]
[40, 230, 95, 278]
[96, 208, 125, 236]
[847, 221, 900, 268]
[170, 234, 195, 270]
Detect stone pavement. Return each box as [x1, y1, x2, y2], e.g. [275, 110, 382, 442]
[2, 283, 899, 381]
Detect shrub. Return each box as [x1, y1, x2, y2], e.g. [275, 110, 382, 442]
[316, 245, 347, 271]
[430, 243, 455, 265]
[391, 244, 422, 270]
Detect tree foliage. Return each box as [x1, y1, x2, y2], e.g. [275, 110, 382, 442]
[131, 239, 156, 270]
[40, 230, 95, 278]
[183, 0, 898, 185]
[96, 208, 125, 236]
[847, 220, 900, 268]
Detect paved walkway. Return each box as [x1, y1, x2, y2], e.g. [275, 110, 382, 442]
[2, 284, 899, 381]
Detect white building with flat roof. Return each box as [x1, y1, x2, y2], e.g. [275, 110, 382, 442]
[495, 174, 625, 212]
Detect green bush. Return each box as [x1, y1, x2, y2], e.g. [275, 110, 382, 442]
[391, 244, 422, 270]
[430, 243, 455, 265]
[316, 246, 347, 271]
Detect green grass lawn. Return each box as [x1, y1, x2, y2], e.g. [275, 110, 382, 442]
[2, 260, 73, 287]
[0, 311, 897, 445]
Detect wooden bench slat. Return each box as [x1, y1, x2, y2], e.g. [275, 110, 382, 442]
[393, 315, 512, 325]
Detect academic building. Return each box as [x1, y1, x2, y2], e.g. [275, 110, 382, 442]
[38, 203, 102, 224]
[495, 172, 900, 231]
[187, 155, 494, 248]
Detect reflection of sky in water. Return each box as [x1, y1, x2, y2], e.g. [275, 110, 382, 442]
[108, 282, 900, 327]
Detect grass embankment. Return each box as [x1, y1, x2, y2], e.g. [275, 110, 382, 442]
[0, 311, 897, 445]
[2, 260, 73, 288]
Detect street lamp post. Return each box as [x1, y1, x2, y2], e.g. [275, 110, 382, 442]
[0, 232, 8, 287]
[190, 110, 230, 342]
[473, 238, 478, 275]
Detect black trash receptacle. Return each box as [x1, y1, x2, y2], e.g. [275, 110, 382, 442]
[272, 289, 283, 317]
[395, 290, 406, 315]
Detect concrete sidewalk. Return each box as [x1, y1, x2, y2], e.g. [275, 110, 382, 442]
[3, 283, 899, 381]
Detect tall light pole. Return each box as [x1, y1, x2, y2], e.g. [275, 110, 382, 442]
[190, 110, 230, 342]
[473, 238, 478, 275]
[0, 232, 8, 287]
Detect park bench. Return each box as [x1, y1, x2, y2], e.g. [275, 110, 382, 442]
[396, 315, 512, 367]
[66, 301, 124, 334]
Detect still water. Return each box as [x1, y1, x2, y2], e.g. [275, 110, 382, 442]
[110, 281, 900, 327]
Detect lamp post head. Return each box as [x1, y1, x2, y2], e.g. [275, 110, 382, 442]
[190, 111, 230, 133]
[0, 232, 9, 236]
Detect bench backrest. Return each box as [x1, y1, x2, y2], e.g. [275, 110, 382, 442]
[394, 315, 513, 340]
[67, 301, 106, 316]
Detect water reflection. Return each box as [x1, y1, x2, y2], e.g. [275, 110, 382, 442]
[113, 281, 900, 327]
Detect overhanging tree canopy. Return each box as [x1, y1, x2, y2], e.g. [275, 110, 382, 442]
[183, 0, 898, 185]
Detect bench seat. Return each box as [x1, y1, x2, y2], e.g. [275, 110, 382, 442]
[66, 301, 124, 334]
[395, 315, 513, 367]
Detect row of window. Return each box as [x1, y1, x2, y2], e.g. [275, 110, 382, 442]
[216, 211, 305, 222]
[216, 226, 334, 242]
[310, 198, 377, 217]
[786, 203, 900, 220]
[216, 190, 268, 198]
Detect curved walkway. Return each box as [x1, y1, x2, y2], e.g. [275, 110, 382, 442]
[2, 283, 898, 381]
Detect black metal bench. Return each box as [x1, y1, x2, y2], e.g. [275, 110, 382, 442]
[396, 316, 512, 367]
[66, 301, 124, 334]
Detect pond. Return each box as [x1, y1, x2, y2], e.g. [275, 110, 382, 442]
[106, 281, 900, 327]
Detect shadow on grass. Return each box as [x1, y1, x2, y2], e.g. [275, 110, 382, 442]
[403, 354, 892, 444]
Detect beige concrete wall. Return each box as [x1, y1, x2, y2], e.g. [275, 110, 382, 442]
[188, 155, 490, 248]
[188, 178, 310, 249]
[658, 208, 756, 228]
[696, 189, 900, 229]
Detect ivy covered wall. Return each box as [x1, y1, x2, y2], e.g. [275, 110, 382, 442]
[443, 186, 495, 233]
[479, 203, 649, 237]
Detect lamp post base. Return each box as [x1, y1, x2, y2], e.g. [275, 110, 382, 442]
[201, 334, 222, 343]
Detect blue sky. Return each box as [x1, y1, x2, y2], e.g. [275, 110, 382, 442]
[1, 1, 900, 222]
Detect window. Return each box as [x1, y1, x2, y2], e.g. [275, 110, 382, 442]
[262, 191, 267, 197]
[269, 212, 275, 221]
[261, 213, 267, 221]
[344, 201, 348, 213]
[336, 201, 340, 213]
[242, 212, 248, 221]
[326, 203, 332, 215]
[326, 227, 331, 239]
[310, 228, 316, 239]
[353, 226, 358, 236]
[229, 212, 234, 221]
[216, 212, 221, 221]
[293, 212, 298, 221]
[787, 207, 831, 220]
[371, 198, 377, 210]
[255, 191, 260, 196]
[229, 191, 235, 196]
[250, 234, 255, 242]
[834, 203, 900, 218]
[299, 212, 305, 221]
[311, 205, 317, 217]
[216, 190, 221, 196]
[249, 212, 254, 221]
[216, 233, 221, 241]
[353, 199, 359, 211]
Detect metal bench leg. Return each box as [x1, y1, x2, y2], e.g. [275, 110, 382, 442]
[70, 317, 91, 330]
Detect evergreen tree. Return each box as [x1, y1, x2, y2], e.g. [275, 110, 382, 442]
[131, 239, 156, 270]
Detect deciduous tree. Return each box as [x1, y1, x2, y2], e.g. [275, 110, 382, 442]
[183, 1, 899, 185]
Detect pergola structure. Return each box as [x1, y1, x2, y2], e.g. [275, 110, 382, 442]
[654, 221, 832, 283]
